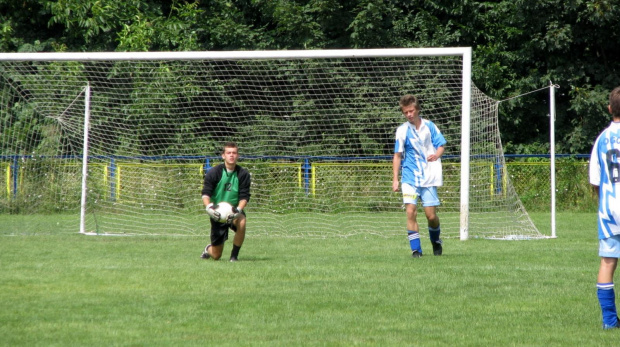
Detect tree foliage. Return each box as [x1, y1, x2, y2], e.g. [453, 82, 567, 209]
[1, 0, 619, 153]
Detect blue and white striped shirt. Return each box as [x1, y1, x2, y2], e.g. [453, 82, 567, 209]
[589, 121, 620, 239]
[394, 119, 446, 187]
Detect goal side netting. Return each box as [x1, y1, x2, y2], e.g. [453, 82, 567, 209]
[0, 49, 543, 239]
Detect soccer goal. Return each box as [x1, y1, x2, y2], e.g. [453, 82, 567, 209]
[0, 48, 544, 239]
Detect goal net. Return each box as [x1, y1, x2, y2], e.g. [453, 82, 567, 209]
[0, 49, 544, 239]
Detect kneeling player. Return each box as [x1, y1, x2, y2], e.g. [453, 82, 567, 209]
[200, 142, 251, 262]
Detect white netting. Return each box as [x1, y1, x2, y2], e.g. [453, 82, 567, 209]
[0, 50, 542, 239]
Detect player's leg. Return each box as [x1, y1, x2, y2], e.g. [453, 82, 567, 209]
[201, 222, 229, 260]
[597, 235, 620, 329]
[402, 183, 422, 257]
[406, 204, 422, 257]
[208, 244, 225, 260]
[421, 187, 442, 256]
[406, 203, 419, 232]
[229, 214, 246, 262]
[424, 205, 442, 256]
[598, 257, 618, 283]
[424, 205, 440, 228]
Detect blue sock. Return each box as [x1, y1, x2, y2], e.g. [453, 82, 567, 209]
[408, 230, 422, 253]
[597, 283, 618, 327]
[429, 225, 441, 243]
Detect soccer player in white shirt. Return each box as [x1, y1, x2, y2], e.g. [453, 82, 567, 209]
[392, 94, 446, 258]
[590, 86, 620, 329]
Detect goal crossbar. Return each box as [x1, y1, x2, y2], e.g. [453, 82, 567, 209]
[0, 48, 471, 61]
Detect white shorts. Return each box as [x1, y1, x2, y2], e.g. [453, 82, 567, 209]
[599, 235, 620, 258]
[402, 183, 440, 207]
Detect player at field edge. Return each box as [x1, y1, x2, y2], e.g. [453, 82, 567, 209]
[201, 142, 251, 262]
[590, 86, 620, 329]
[392, 94, 446, 258]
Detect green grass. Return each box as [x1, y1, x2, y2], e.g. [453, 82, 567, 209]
[1, 212, 617, 346]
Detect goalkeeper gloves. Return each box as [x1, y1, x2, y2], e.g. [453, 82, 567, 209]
[205, 203, 220, 221]
[226, 207, 242, 224]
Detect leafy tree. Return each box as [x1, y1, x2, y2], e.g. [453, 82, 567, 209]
[467, 0, 620, 153]
[0, 0, 61, 52]
[2, 0, 620, 154]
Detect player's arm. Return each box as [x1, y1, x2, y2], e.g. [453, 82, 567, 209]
[236, 199, 248, 212]
[428, 122, 446, 162]
[392, 152, 402, 192]
[201, 165, 222, 220]
[237, 167, 251, 206]
[427, 145, 444, 162]
[230, 168, 251, 220]
[201, 166, 216, 200]
[589, 138, 602, 200]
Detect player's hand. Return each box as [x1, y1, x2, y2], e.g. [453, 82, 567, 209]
[206, 203, 220, 221]
[392, 180, 400, 192]
[227, 207, 242, 224]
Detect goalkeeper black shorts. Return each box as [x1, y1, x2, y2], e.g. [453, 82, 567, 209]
[209, 211, 246, 246]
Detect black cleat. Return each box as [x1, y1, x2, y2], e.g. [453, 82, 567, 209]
[229, 256, 238, 262]
[432, 239, 443, 256]
[411, 250, 422, 258]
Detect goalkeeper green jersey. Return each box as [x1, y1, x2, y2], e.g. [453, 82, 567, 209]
[201, 164, 251, 206]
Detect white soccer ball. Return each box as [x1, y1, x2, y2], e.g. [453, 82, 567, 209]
[214, 202, 234, 223]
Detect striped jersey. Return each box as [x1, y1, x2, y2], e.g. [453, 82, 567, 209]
[589, 121, 620, 239]
[394, 119, 447, 187]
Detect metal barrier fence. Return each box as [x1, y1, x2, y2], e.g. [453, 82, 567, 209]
[507, 159, 595, 212]
[1, 155, 597, 213]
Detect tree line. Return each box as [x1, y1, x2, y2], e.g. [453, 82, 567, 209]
[1, 0, 619, 154]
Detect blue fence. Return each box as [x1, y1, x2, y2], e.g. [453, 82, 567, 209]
[1, 153, 589, 201]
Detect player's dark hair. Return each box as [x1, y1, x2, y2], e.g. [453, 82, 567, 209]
[399, 94, 421, 110]
[610, 86, 620, 119]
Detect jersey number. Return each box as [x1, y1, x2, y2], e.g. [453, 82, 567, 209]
[607, 149, 620, 183]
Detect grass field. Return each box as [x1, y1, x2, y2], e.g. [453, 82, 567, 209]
[1, 212, 618, 346]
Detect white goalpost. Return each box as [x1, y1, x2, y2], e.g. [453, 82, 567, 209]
[79, 83, 91, 235]
[0, 48, 545, 239]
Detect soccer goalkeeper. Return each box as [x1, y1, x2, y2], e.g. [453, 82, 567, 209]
[392, 94, 446, 258]
[590, 86, 620, 329]
[201, 142, 251, 262]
